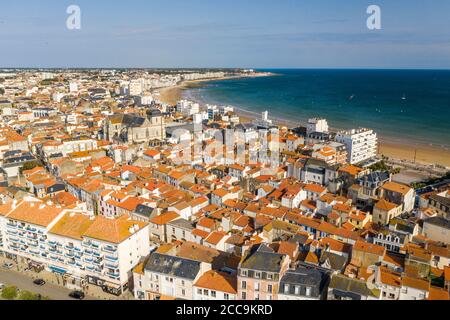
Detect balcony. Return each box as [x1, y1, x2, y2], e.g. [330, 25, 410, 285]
[106, 272, 120, 279]
[105, 255, 118, 262]
[105, 262, 119, 269]
[102, 246, 117, 254]
[92, 259, 103, 266]
[84, 257, 94, 263]
[25, 226, 37, 233]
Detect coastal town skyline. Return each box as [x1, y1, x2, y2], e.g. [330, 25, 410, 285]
[0, 1, 448, 306]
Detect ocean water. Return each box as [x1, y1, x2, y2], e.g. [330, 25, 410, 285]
[182, 69, 450, 148]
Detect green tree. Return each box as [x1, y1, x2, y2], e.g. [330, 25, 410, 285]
[18, 290, 38, 300]
[19, 160, 41, 174]
[1, 286, 18, 300]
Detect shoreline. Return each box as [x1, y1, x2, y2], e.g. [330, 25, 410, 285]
[155, 72, 275, 106]
[156, 75, 450, 169]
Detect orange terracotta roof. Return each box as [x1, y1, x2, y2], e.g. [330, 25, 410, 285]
[402, 276, 430, 292]
[150, 212, 180, 225]
[49, 212, 94, 240]
[375, 199, 399, 211]
[194, 270, 237, 294]
[382, 181, 412, 195]
[353, 240, 385, 256]
[7, 201, 63, 227]
[428, 286, 449, 300]
[83, 215, 148, 244]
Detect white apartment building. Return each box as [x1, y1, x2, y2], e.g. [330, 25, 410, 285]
[0, 198, 150, 295]
[129, 79, 144, 96]
[177, 100, 200, 116]
[336, 128, 378, 164]
[307, 118, 329, 135]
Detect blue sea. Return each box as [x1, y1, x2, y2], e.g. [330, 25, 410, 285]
[182, 69, 450, 149]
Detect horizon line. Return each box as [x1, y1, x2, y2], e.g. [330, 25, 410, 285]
[2, 66, 450, 71]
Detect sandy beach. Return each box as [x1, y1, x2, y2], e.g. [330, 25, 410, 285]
[378, 140, 450, 167]
[156, 73, 274, 106]
[156, 77, 450, 169]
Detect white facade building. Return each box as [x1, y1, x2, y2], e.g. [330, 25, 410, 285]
[0, 198, 149, 295]
[336, 128, 378, 164]
[307, 118, 329, 135]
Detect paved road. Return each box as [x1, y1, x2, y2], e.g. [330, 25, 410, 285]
[0, 268, 97, 300]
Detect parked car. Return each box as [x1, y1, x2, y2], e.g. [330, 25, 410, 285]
[33, 279, 46, 286]
[1, 262, 14, 270]
[69, 291, 85, 300]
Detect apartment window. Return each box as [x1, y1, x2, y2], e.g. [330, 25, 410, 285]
[241, 269, 247, 277]
[197, 289, 202, 295]
[241, 292, 246, 300]
[284, 284, 289, 293]
[181, 280, 185, 286]
[181, 289, 186, 296]
[204, 289, 209, 296]
[241, 281, 247, 289]
[267, 284, 272, 293]
[255, 272, 261, 279]
[295, 286, 300, 295]
[267, 273, 273, 280]
[211, 291, 216, 298]
[255, 282, 260, 292]
[224, 293, 229, 300]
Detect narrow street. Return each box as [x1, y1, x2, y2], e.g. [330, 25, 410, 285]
[0, 268, 98, 300]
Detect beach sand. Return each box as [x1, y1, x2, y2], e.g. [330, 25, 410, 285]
[379, 141, 450, 167]
[156, 79, 450, 168]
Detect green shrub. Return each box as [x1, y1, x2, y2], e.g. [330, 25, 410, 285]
[1, 286, 18, 300]
[18, 290, 38, 300]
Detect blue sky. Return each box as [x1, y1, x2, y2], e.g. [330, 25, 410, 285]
[1, 0, 450, 68]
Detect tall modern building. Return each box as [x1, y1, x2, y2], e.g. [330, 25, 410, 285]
[335, 128, 378, 164]
[307, 118, 329, 135]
